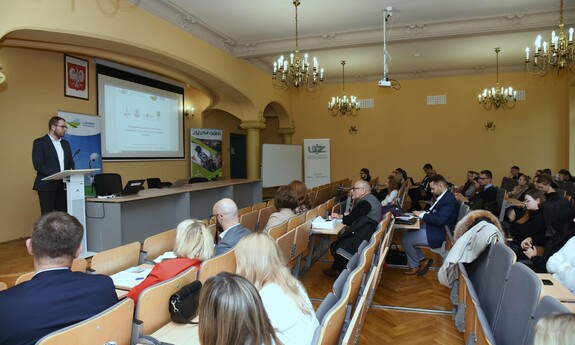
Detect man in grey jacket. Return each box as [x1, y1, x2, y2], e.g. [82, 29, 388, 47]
[212, 198, 251, 256]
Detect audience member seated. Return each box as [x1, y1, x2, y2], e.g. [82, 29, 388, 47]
[403, 175, 459, 276]
[0, 212, 118, 345]
[547, 229, 575, 294]
[198, 272, 281, 345]
[235, 232, 318, 345]
[395, 167, 412, 185]
[380, 173, 399, 209]
[508, 165, 523, 179]
[438, 210, 505, 287]
[557, 169, 575, 183]
[508, 174, 531, 201]
[263, 185, 298, 231]
[465, 176, 481, 201]
[469, 169, 497, 211]
[212, 198, 251, 256]
[289, 180, 311, 215]
[535, 173, 561, 201]
[128, 219, 213, 302]
[534, 313, 575, 345]
[408, 163, 436, 211]
[359, 168, 372, 182]
[521, 197, 575, 273]
[459, 170, 478, 197]
[324, 180, 381, 277]
[507, 189, 546, 259]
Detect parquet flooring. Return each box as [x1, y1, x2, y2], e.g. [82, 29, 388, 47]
[299, 234, 463, 344]
[0, 233, 464, 345]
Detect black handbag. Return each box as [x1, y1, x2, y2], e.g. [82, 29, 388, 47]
[386, 243, 407, 265]
[169, 280, 202, 324]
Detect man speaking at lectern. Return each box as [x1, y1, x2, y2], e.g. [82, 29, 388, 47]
[32, 116, 75, 214]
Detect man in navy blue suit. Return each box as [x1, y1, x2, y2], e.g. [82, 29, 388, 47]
[402, 174, 459, 276]
[32, 116, 75, 214]
[0, 212, 118, 345]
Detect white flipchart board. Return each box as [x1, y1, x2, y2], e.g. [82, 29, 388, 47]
[261, 144, 302, 188]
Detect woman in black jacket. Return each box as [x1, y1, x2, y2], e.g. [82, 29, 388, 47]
[521, 196, 575, 272]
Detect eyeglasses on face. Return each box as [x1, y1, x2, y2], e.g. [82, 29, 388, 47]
[350, 187, 364, 191]
[54, 125, 68, 129]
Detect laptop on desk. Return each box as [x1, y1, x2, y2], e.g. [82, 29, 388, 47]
[120, 179, 145, 196]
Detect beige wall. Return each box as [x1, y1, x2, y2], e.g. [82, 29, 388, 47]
[291, 72, 570, 185]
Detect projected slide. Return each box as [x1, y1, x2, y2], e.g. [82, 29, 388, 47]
[98, 64, 184, 160]
[104, 84, 178, 152]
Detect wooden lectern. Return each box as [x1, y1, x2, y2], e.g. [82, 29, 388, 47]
[42, 169, 99, 257]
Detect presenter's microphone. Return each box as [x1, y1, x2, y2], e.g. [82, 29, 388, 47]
[72, 149, 81, 159]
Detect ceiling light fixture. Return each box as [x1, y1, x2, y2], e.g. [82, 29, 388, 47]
[524, 0, 574, 76]
[478, 47, 516, 110]
[328, 61, 360, 117]
[272, 0, 324, 92]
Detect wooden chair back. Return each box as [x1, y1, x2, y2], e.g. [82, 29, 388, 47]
[142, 229, 176, 261]
[71, 257, 87, 272]
[36, 298, 134, 345]
[135, 267, 198, 335]
[308, 190, 318, 208]
[287, 213, 306, 231]
[267, 221, 289, 239]
[240, 209, 259, 232]
[237, 206, 252, 217]
[257, 205, 276, 231]
[0, 282, 7, 291]
[16, 257, 88, 285]
[316, 283, 351, 345]
[90, 241, 141, 276]
[341, 269, 375, 345]
[317, 202, 328, 219]
[292, 221, 312, 264]
[15, 271, 34, 285]
[197, 248, 237, 284]
[251, 201, 267, 211]
[325, 198, 336, 215]
[305, 207, 318, 221]
[276, 229, 296, 264]
[266, 199, 274, 207]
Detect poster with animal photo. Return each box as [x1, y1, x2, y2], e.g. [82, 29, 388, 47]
[64, 55, 89, 100]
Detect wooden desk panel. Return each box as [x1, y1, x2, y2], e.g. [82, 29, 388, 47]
[86, 180, 262, 252]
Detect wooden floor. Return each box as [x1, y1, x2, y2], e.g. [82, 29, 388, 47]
[0, 234, 464, 344]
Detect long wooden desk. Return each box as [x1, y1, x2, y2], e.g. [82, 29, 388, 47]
[149, 321, 199, 345]
[85, 179, 262, 252]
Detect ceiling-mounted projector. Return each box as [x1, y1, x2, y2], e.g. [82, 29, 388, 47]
[378, 79, 392, 87]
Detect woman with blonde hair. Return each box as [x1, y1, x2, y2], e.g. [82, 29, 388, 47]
[128, 219, 213, 302]
[381, 173, 399, 207]
[235, 232, 319, 345]
[288, 180, 311, 215]
[198, 272, 281, 345]
[534, 313, 575, 345]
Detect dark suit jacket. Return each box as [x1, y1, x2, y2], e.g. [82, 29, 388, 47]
[0, 269, 118, 345]
[214, 224, 251, 256]
[32, 134, 74, 191]
[423, 190, 459, 248]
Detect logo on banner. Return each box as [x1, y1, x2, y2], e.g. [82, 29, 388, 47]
[307, 144, 326, 154]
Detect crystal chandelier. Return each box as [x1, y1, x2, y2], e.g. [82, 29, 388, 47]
[329, 61, 360, 116]
[478, 48, 516, 110]
[272, 0, 324, 92]
[524, 0, 574, 76]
